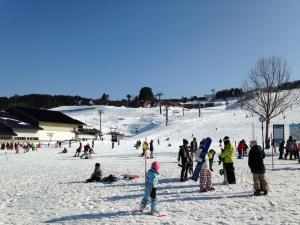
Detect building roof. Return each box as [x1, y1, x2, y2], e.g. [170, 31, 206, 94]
[0, 112, 40, 130]
[6, 106, 85, 126]
[0, 129, 17, 136]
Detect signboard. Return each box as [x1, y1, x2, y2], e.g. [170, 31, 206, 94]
[289, 123, 300, 141]
[273, 124, 284, 147]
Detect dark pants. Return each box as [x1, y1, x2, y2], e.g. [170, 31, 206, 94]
[180, 161, 188, 181]
[74, 149, 81, 157]
[284, 150, 293, 160]
[209, 159, 213, 171]
[279, 149, 284, 159]
[224, 163, 236, 184]
[294, 150, 299, 159]
[86, 176, 101, 183]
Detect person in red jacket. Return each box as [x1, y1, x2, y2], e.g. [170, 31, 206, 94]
[237, 140, 244, 159]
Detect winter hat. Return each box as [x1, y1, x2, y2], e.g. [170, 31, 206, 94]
[223, 136, 230, 141]
[250, 140, 257, 147]
[151, 161, 160, 171]
[95, 163, 100, 167]
[183, 139, 188, 145]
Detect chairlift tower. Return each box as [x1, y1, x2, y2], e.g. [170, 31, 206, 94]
[155, 92, 164, 114]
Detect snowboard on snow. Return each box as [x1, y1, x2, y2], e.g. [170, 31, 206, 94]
[191, 137, 212, 182]
[133, 208, 166, 217]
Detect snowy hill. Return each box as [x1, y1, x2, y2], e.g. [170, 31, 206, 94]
[0, 104, 300, 224]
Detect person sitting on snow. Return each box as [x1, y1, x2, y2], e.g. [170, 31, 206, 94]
[86, 163, 102, 183]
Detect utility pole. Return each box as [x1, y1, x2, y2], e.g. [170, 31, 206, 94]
[198, 99, 201, 117]
[211, 89, 215, 105]
[98, 109, 103, 140]
[156, 92, 164, 114]
[165, 106, 169, 126]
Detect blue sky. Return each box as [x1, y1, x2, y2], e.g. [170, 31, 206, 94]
[0, 0, 299, 99]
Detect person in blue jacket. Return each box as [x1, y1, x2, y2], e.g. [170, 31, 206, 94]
[140, 161, 160, 215]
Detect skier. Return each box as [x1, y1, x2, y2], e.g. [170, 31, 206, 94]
[248, 140, 269, 196]
[207, 149, 216, 171]
[220, 136, 236, 184]
[178, 139, 192, 182]
[199, 152, 214, 192]
[74, 142, 82, 157]
[139, 161, 160, 215]
[86, 163, 102, 183]
[278, 140, 285, 160]
[149, 140, 154, 158]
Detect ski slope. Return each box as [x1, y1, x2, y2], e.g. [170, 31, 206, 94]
[0, 104, 300, 225]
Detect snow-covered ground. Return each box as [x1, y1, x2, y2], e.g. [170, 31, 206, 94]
[1, 104, 300, 224]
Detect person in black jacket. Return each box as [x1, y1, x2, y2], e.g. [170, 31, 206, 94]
[86, 163, 102, 183]
[178, 139, 192, 182]
[248, 140, 269, 196]
[278, 140, 285, 160]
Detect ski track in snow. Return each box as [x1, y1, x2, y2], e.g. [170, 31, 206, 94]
[1, 105, 300, 224]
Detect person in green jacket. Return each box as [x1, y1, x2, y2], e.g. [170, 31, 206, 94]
[220, 136, 236, 184]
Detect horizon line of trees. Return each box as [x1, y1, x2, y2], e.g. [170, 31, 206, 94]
[1, 79, 300, 110]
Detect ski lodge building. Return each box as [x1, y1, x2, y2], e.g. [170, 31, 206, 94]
[0, 106, 90, 143]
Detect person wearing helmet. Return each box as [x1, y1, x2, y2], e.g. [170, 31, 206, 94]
[220, 136, 236, 184]
[178, 139, 192, 182]
[139, 161, 160, 215]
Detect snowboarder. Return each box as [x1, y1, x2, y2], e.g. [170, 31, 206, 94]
[86, 163, 102, 183]
[178, 139, 192, 182]
[62, 148, 68, 153]
[199, 152, 214, 192]
[139, 161, 160, 215]
[149, 140, 154, 158]
[248, 140, 269, 196]
[74, 142, 82, 157]
[220, 136, 236, 184]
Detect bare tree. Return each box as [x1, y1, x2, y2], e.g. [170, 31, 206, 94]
[244, 56, 299, 146]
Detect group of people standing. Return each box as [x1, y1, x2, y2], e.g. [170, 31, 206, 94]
[177, 136, 269, 196]
[278, 136, 300, 161]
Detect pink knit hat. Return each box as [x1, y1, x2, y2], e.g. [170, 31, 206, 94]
[151, 161, 160, 171]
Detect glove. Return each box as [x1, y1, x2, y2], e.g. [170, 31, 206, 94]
[150, 188, 157, 198]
